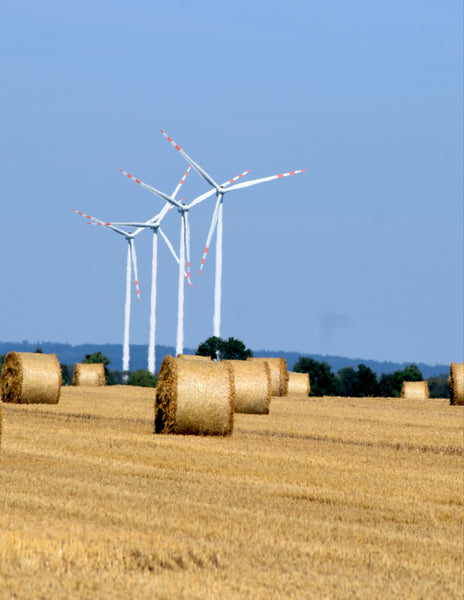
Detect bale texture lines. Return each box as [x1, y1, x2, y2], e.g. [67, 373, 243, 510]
[449, 362, 464, 405]
[0, 352, 62, 404]
[225, 359, 271, 414]
[247, 357, 288, 396]
[287, 371, 311, 397]
[401, 381, 429, 400]
[72, 363, 106, 387]
[155, 356, 234, 435]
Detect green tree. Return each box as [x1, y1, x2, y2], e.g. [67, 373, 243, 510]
[127, 369, 158, 388]
[338, 367, 357, 396]
[294, 357, 339, 396]
[379, 364, 423, 397]
[355, 364, 380, 397]
[427, 374, 450, 399]
[0, 354, 5, 376]
[196, 336, 253, 361]
[60, 364, 73, 386]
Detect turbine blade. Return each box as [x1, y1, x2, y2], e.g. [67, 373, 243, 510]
[71, 208, 128, 236]
[225, 169, 306, 192]
[171, 165, 192, 199]
[199, 196, 222, 274]
[187, 170, 251, 209]
[159, 228, 180, 264]
[129, 238, 141, 302]
[118, 169, 184, 209]
[184, 213, 193, 288]
[159, 129, 220, 190]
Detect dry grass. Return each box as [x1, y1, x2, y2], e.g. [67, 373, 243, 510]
[0, 387, 462, 599]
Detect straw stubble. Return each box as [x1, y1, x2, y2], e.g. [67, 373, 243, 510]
[0, 352, 62, 404]
[155, 356, 234, 435]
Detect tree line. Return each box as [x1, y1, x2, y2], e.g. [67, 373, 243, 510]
[294, 357, 449, 398]
[0, 338, 450, 397]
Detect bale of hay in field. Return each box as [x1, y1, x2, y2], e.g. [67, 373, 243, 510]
[155, 356, 234, 435]
[224, 359, 271, 414]
[449, 362, 464, 405]
[72, 363, 105, 386]
[0, 352, 61, 404]
[247, 357, 288, 396]
[287, 371, 311, 397]
[401, 380, 429, 400]
[177, 354, 211, 361]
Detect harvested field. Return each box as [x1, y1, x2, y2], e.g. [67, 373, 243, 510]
[0, 387, 462, 599]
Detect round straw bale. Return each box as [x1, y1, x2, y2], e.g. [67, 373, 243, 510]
[401, 380, 429, 400]
[0, 352, 61, 404]
[449, 362, 464, 405]
[247, 357, 288, 396]
[224, 359, 271, 414]
[155, 356, 234, 435]
[287, 371, 311, 397]
[177, 354, 211, 361]
[72, 362, 106, 386]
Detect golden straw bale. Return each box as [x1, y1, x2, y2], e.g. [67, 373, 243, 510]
[0, 352, 61, 404]
[155, 356, 234, 435]
[449, 362, 464, 405]
[224, 359, 271, 414]
[247, 357, 288, 396]
[177, 354, 211, 361]
[72, 363, 106, 386]
[287, 371, 311, 397]
[401, 381, 429, 400]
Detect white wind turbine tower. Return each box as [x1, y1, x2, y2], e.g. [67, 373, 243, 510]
[111, 166, 192, 373]
[159, 129, 306, 338]
[118, 165, 251, 356]
[71, 209, 142, 381]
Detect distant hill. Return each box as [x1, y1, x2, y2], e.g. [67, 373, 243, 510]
[0, 341, 450, 379]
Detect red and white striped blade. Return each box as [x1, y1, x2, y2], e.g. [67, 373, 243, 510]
[184, 213, 192, 287]
[199, 197, 221, 274]
[159, 129, 220, 191]
[226, 169, 306, 192]
[187, 170, 251, 209]
[129, 238, 141, 302]
[118, 169, 183, 209]
[171, 165, 192, 199]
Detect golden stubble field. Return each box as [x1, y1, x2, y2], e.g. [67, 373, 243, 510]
[0, 386, 462, 599]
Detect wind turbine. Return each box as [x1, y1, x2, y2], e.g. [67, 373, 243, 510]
[159, 129, 306, 338]
[71, 209, 142, 381]
[111, 166, 192, 373]
[118, 166, 251, 356]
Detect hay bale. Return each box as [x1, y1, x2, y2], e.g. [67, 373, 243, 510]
[155, 356, 234, 435]
[177, 354, 211, 361]
[247, 357, 288, 396]
[0, 352, 61, 404]
[449, 362, 464, 405]
[72, 363, 106, 386]
[287, 371, 311, 397]
[224, 359, 271, 414]
[401, 380, 429, 400]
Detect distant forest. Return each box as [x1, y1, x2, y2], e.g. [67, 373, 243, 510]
[0, 340, 451, 398]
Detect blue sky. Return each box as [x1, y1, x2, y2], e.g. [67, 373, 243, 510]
[1, 0, 462, 366]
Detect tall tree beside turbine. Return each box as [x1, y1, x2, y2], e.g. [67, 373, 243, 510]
[118, 167, 250, 355]
[71, 209, 142, 381]
[111, 166, 192, 373]
[159, 129, 306, 338]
